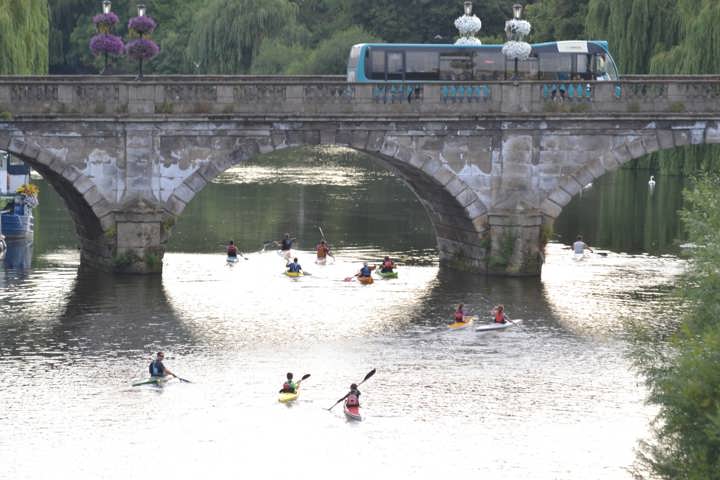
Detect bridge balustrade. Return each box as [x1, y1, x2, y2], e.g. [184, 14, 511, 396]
[1, 77, 720, 117]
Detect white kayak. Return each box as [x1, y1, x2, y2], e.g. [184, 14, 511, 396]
[475, 319, 522, 332]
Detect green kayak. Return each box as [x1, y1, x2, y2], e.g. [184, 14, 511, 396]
[132, 376, 173, 387]
[375, 270, 398, 279]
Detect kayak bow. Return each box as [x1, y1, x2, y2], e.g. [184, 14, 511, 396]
[448, 316, 477, 329]
[343, 404, 362, 421]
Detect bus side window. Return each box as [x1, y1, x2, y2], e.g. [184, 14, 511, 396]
[369, 50, 385, 80]
[440, 52, 472, 81]
[386, 52, 404, 81]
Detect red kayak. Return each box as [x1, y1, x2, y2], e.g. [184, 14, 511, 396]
[343, 404, 362, 421]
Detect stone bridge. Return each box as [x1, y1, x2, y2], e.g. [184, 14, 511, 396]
[1, 75, 719, 275]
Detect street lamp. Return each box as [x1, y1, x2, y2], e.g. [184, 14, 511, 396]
[513, 3, 523, 19]
[137, 4, 146, 17]
[464, 1, 472, 16]
[102, 1, 111, 14]
[502, 3, 531, 80]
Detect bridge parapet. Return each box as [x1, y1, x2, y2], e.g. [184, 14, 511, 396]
[1, 77, 720, 117]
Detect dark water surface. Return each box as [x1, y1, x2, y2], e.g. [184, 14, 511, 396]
[1, 149, 685, 479]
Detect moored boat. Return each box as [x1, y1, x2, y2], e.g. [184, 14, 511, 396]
[1, 152, 36, 240]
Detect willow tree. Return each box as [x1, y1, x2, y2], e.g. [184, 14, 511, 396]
[0, 0, 49, 74]
[186, 0, 298, 74]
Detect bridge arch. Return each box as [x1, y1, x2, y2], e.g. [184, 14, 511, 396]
[163, 132, 490, 271]
[2, 137, 115, 269]
[539, 122, 720, 220]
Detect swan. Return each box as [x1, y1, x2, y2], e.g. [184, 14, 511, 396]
[648, 175, 656, 188]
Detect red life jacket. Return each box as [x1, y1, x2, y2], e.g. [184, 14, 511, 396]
[454, 310, 464, 321]
[346, 392, 359, 407]
[316, 244, 328, 258]
[495, 310, 506, 323]
[227, 245, 237, 256]
[383, 259, 393, 269]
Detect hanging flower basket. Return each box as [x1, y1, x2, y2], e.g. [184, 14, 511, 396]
[454, 15, 482, 37]
[90, 34, 125, 56]
[126, 38, 160, 60]
[92, 12, 119, 34]
[505, 19, 532, 41]
[455, 37, 483, 46]
[502, 41, 532, 61]
[128, 16, 157, 35]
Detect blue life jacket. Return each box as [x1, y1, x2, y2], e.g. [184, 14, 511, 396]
[149, 360, 165, 377]
[281, 239, 293, 250]
[288, 262, 301, 273]
[360, 266, 371, 276]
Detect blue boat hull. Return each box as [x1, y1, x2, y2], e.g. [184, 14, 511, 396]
[1, 212, 33, 238]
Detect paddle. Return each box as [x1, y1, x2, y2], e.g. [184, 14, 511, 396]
[327, 368, 376, 411]
[173, 374, 192, 383]
[317, 226, 336, 262]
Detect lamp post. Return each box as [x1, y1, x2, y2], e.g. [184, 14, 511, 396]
[102, 1, 111, 14]
[127, 4, 159, 80]
[501, 3, 532, 80]
[90, 1, 123, 74]
[454, 1, 482, 45]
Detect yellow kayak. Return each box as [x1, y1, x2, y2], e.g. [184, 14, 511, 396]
[284, 271, 304, 277]
[278, 386, 300, 403]
[448, 316, 477, 329]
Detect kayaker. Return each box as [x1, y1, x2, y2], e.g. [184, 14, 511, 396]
[572, 235, 593, 254]
[227, 240, 238, 259]
[454, 304, 466, 323]
[316, 240, 331, 261]
[379, 256, 395, 273]
[276, 233, 296, 252]
[345, 383, 361, 408]
[148, 351, 176, 378]
[357, 262, 374, 278]
[287, 258, 303, 274]
[492, 305, 509, 324]
[279, 372, 297, 394]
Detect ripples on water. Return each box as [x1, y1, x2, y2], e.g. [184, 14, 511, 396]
[0, 151, 686, 479]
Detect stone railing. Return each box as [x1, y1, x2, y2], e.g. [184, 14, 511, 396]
[1, 76, 720, 118]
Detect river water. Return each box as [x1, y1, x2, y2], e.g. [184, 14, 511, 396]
[0, 149, 686, 479]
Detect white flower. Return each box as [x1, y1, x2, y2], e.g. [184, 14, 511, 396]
[454, 14, 482, 36]
[501, 41, 532, 60]
[455, 37, 482, 45]
[506, 19, 531, 37]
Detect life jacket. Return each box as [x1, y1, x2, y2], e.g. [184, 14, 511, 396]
[282, 381, 295, 393]
[382, 260, 393, 270]
[346, 392, 360, 407]
[495, 310, 506, 324]
[360, 266, 371, 277]
[149, 360, 165, 377]
[227, 245, 237, 257]
[316, 244, 328, 258]
[288, 262, 301, 273]
[281, 239, 293, 250]
[454, 310, 464, 321]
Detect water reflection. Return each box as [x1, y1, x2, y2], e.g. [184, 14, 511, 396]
[3, 238, 33, 270]
[0, 151, 690, 479]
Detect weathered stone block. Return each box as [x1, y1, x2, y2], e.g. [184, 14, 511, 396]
[445, 178, 466, 197]
[165, 195, 187, 216]
[548, 188, 572, 207]
[432, 167, 455, 187]
[73, 175, 95, 195]
[184, 174, 207, 193]
[117, 221, 162, 249]
[572, 168, 594, 187]
[626, 138, 647, 159]
[172, 182, 196, 205]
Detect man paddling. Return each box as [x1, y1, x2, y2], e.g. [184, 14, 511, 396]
[227, 240, 238, 261]
[149, 351, 176, 379]
[316, 240, 331, 264]
[379, 256, 395, 273]
[275, 233, 296, 260]
[345, 383, 361, 408]
[357, 262, 374, 278]
[287, 257, 303, 274]
[573, 235, 593, 254]
[279, 372, 297, 394]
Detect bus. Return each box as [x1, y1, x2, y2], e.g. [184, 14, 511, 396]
[346, 40, 619, 83]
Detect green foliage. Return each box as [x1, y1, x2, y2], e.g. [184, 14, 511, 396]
[293, 26, 381, 75]
[633, 174, 720, 479]
[0, 0, 49, 74]
[526, 0, 589, 43]
[187, 0, 299, 74]
[251, 40, 310, 75]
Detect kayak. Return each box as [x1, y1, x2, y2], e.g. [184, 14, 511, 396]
[358, 276, 374, 285]
[132, 376, 173, 387]
[278, 386, 300, 403]
[375, 270, 398, 279]
[448, 316, 476, 329]
[226, 256, 239, 264]
[476, 319, 523, 332]
[285, 271, 304, 277]
[344, 404, 362, 421]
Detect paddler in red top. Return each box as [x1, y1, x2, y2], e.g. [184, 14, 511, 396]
[492, 304, 509, 324]
[227, 240, 238, 259]
[379, 256, 395, 273]
[454, 304, 467, 323]
[316, 240, 331, 264]
[345, 383, 361, 408]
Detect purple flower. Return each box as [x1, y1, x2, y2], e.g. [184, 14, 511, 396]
[128, 16, 157, 35]
[93, 12, 120, 27]
[126, 38, 160, 60]
[90, 34, 125, 56]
